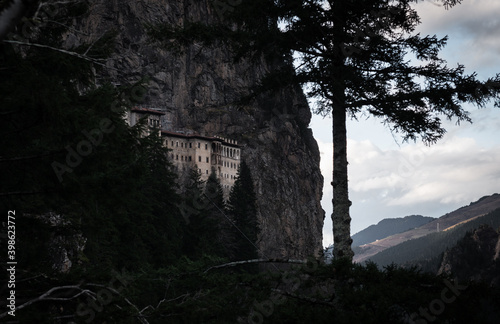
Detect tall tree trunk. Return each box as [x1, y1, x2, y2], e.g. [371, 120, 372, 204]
[330, 0, 353, 261]
[332, 105, 353, 260]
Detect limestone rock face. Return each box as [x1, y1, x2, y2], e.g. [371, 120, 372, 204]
[69, 0, 324, 259]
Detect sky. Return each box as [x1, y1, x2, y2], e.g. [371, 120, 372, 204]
[309, 0, 500, 247]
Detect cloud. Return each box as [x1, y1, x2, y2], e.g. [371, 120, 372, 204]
[348, 135, 500, 209]
[318, 129, 500, 245]
[414, 0, 500, 73]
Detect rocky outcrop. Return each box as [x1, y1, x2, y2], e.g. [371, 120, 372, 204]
[66, 0, 324, 259]
[438, 225, 500, 286]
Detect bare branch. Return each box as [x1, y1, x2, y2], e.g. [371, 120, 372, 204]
[204, 258, 307, 273]
[86, 283, 150, 324]
[2, 39, 116, 69]
[0, 285, 92, 319]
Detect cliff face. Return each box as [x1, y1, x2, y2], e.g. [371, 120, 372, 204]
[67, 0, 324, 259]
[438, 225, 500, 286]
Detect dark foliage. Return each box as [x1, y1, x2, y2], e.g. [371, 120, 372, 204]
[228, 161, 259, 261]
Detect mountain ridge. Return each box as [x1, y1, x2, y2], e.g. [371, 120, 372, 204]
[352, 215, 435, 247]
[353, 193, 500, 263]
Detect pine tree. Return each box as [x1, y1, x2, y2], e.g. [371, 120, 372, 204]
[228, 161, 259, 260]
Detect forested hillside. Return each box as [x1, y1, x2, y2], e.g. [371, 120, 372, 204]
[367, 208, 500, 270]
[352, 215, 434, 246]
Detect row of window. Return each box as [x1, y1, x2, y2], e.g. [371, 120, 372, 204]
[171, 154, 240, 169]
[223, 161, 238, 169]
[172, 155, 193, 162]
[222, 147, 239, 158]
[169, 141, 209, 150]
[149, 119, 160, 127]
[166, 140, 239, 159]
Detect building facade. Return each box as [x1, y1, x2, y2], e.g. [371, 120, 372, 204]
[126, 107, 241, 197]
[126, 107, 164, 136]
[162, 131, 241, 197]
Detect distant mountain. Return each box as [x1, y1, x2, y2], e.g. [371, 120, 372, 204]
[352, 215, 435, 247]
[367, 206, 500, 269]
[354, 193, 500, 263]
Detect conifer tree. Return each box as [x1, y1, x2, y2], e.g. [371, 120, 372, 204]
[228, 161, 259, 260]
[204, 169, 236, 258]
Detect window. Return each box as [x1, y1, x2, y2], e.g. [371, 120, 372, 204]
[171, 141, 174, 146]
[198, 156, 201, 162]
[189, 156, 192, 161]
[176, 142, 178, 147]
[206, 157, 209, 163]
[189, 143, 192, 148]
[181, 156, 184, 161]
[198, 142, 200, 148]
[181, 142, 183, 148]
[205, 144, 208, 150]
[206, 170, 208, 174]
[176, 155, 178, 160]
